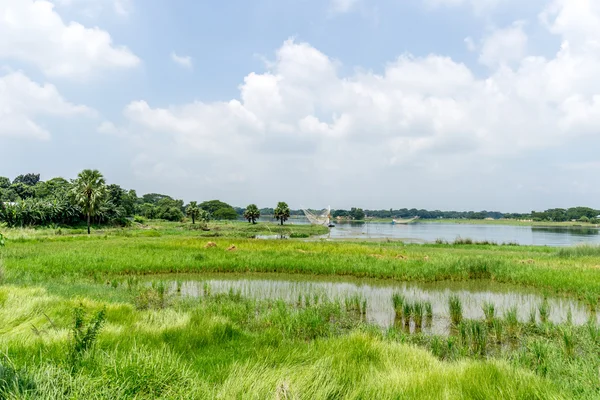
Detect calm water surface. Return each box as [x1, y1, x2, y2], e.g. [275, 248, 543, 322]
[325, 223, 600, 247]
[159, 274, 599, 335]
[258, 217, 600, 246]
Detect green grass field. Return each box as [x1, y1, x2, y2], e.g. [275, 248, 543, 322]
[0, 221, 598, 399]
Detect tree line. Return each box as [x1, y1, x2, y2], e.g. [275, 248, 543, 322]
[2, 171, 598, 229]
[0, 171, 293, 231]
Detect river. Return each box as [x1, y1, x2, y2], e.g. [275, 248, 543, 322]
[258, 217, 600, 246]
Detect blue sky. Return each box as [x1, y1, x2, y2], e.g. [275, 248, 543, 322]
[1, 0, 600, 211]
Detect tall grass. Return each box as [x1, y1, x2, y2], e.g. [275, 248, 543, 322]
[2, 234, 599, 299]
[538, 299, 550, 324]
[482, 302, 495, 326]
[449, 295, 463, 326]
[557, 245, 600, 258]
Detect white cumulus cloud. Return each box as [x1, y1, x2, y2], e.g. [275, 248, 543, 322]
[0, 0, 140, 79]
[479, 22, 528, 67]
[100, 0, 600, 208]
[0, 71, 94, 140]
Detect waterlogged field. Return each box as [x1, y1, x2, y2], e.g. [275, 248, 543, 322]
[0, 221, 599, 399]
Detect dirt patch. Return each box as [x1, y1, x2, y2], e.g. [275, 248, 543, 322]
[227, 245, 237, 252]
[395, 254, 408, 260]
[204, 242, 217, 249]
[519, 259, 535, 264]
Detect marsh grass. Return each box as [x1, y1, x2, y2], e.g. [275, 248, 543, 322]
[425, 302, 433, 324]
[557, 245, 600, 258]
[2, 231, 600, 299]
[538, 299, 550, 324]
[413, 302, 424, 329]
[2, 225, 600, 398]
[482, 302, 495, 326]
[403, 303, 413, 328]
[449, 295, 463, 326]
[392, 293, 405, 322]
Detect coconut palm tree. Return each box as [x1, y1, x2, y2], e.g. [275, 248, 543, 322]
[71, 169, 106, 235]
[274, 202, 290, 226]
[244, 204, 260, 224]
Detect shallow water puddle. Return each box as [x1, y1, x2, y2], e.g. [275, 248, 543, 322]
[154, 274, 599, 334]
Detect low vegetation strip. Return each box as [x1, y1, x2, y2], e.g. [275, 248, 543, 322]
[3, 235, 599, 299]
[0, 224, 598, 398]
[0, 286, 568, 399]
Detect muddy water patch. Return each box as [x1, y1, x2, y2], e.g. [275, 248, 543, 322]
[149, 274, 599, 334]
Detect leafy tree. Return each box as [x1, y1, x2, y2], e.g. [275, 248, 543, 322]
[350, 207, 365, 221]
[199, 200, 237, 220]
[244, 204, 260, 224]
[140, 203, 159, 219]
[71, 169, 107, 234]
[0, 177, 10, 189]
[13, 173, 40, 186]
[10, 183, 35, 200]
[40, 178, 71, 199]
[274, 202, 290, 225]
[160, 206, 184, 222]
[213, 207, 238, 220]
[155, 197, 184, 221]
[141, 193, 172, 205]
[579, 216, 590, 223]
[197, 209, 210, 225]
[186, 201, 201, 224]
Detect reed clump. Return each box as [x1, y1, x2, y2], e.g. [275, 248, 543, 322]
[448, 295, 463, 326]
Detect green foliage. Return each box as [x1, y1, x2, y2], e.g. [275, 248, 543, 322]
[0, 355, 36, 398]
[68, 304, 106, 371]
[449, 295, 463, 326]
[0, 177, 10, 189]
[350, 207, 365, 221]
[186, 201, 201, 224]
[243, 204, 260, 224]
[70, 169, 107, 234]
[10, 183, 35, 199]
[274, 202, 290, 225]
[199, 200, 237, 221]
[0, 233, 4, 248]
[213, 207, 238, 220]
[12, 173, 40, 186]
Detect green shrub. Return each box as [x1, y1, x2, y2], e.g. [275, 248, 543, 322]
[68, 304, 106, 371]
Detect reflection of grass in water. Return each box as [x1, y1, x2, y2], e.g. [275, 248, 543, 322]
[4, 282, 600, 397]
[4, 225, 600, 300]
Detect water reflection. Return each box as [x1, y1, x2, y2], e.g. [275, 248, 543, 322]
[158, 274, 599, 335]
[325, 222, 600, 247]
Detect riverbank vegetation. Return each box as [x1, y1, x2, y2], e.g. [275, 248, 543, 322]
[1, 220, 599, 397]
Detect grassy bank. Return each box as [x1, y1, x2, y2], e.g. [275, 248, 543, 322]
[3, 235, 599, 299]
[0, 220, 329, 240]
[0, 285, 575, 399]
[0, 223, 599, 398]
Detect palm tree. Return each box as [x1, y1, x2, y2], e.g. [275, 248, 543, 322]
[244, 204, 260, 224]
[71, 169, 106, 235]
[274, 202, 290, 226]
[186, 201, 201, 224]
